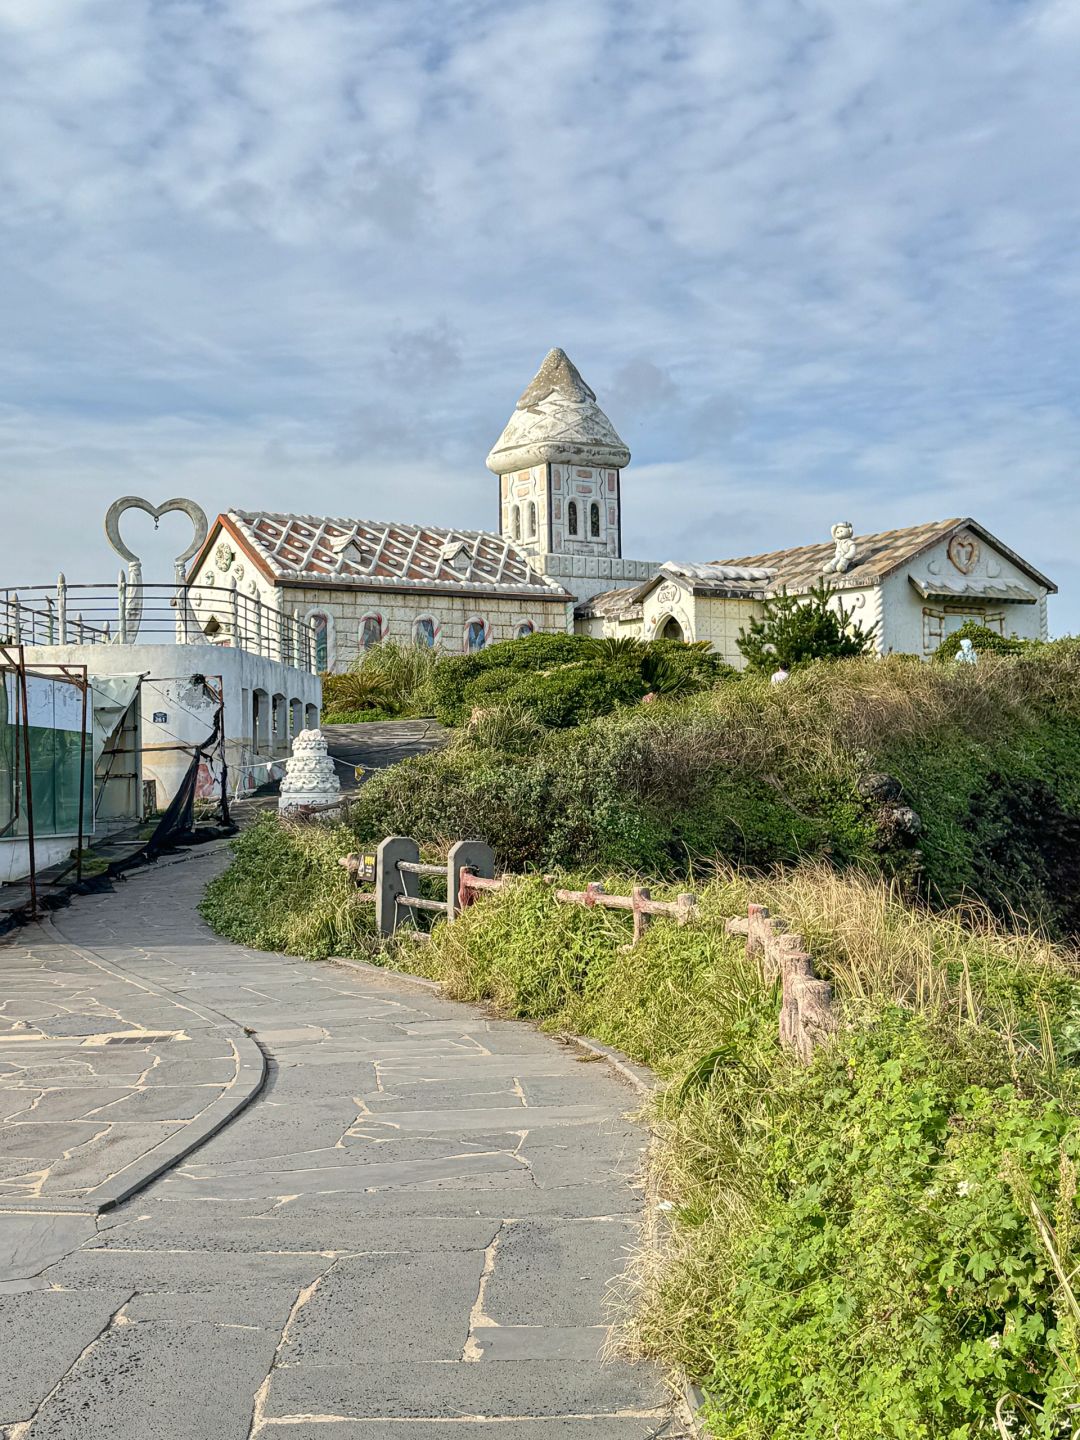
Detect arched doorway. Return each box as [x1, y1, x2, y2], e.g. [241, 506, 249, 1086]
[660, 616, 684, 642]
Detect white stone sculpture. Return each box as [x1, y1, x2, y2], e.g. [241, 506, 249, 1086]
[103, 495, 209, 643]
[823, 521, 858, 575]
[278, 729, 341, 813]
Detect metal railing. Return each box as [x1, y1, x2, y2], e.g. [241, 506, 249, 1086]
[0, 577, 319, 672]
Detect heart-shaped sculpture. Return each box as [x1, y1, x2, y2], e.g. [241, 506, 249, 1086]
[104, 495, 209, 567]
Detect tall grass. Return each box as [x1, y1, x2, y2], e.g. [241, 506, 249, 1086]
[321, 642, 439, 722]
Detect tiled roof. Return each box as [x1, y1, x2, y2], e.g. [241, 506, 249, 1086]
[718, 518, 1055, 595]
[216, 512, 572, 600]
[573, 586, 644, 621]
[652, 560, 777, 595]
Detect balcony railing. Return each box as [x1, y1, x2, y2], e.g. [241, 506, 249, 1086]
[0, 578, 319, 673]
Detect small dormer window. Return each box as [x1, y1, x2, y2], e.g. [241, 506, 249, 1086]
[440, 540, 472, 574]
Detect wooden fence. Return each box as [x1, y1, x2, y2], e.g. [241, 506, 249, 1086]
[339, 839, 836, 1062]
[726, 903, 838, 1063]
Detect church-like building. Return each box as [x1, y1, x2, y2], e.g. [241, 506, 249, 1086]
[185, 349, 1056, 668]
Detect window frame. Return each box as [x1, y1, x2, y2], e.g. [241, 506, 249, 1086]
[359, 613, 384, 651]
[413, 615, 438, 648]
[464, 615, 488, 653]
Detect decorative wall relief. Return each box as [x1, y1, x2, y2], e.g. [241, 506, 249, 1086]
[947, 532, 979, 574]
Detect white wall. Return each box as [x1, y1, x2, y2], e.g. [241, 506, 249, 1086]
[878, 534, 1048, 656]
[21, 641, 321, 808]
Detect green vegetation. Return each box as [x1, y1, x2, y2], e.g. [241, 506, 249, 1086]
[200, 816, 375, 959]
[389, 863, 1080, 1440]
[321, 642, 438, 723]
[428, 631, 733, 728]
[339, 651, 1080, 935]
[737, 579, 878, 671]
[933, 619, 1030, 662]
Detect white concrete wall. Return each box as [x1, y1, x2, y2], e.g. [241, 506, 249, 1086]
[878, 534, 1048, 655]
[531, 554, 658, 604]
[21, 641, 321, 808]
[0, 835, 77, 884]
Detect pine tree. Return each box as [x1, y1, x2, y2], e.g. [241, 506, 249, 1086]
[736, 580, 878, 672]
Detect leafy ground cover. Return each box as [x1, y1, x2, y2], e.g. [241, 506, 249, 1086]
[339, 649, 1080, 937]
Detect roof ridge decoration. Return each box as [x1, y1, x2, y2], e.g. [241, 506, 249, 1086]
[485, 348, 631, 475]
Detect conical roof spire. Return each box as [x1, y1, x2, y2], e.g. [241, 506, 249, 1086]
[486, 348, 630, 474]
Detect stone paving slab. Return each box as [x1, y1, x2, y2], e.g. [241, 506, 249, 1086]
[0, 924, 264, 1211]
[0, 848, 677, 1438]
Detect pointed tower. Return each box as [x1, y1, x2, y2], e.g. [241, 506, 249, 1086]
[486, 349, 630, 562]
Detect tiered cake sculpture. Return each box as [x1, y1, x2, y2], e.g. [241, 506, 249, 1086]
[278, 729, 341, 813]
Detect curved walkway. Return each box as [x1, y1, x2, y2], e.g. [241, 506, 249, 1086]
[0, 848, 673, 1439]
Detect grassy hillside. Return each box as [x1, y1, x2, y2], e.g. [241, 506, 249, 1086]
[339, 649, 1080, 936]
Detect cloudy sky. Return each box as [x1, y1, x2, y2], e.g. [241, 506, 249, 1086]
[3, 0, 1079, 628]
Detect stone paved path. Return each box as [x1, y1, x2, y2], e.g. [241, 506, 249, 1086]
[0, 848, 675, 1439]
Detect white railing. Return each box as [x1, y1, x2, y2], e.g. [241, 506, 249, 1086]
[0, 578, 320, 672]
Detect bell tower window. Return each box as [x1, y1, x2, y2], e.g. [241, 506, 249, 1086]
[567, 501, 578, 537]
[590, 502, 601, 538]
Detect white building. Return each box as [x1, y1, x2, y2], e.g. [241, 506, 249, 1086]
[173, 347, 1055, 667]
[578, 518, 1055, 662]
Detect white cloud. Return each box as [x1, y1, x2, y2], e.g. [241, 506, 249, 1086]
[1, 0, 1078, 629]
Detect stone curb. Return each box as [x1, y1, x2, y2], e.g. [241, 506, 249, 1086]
[325, 953, 706, 1438]
[0, 915, 269, 1218]
[327, 952, 443, 992]
[86, 1032, 267, 1212]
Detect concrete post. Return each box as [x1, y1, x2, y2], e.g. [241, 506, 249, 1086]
[447, 840, 495, 921]
[375, 836, 421, 937]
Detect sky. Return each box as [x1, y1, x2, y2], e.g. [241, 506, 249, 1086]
[3, 0, 1080, 629]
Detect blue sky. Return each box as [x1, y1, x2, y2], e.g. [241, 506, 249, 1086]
[3, 0, 1079, 628]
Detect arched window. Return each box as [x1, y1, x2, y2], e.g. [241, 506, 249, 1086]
[310, 612, 329, 671]
[466, 618, 487, 652]
[360, 614, 382, 650]
[567, 501, 578, 537]
[590, 502, 601, 538]
[512, 505, 521, 541]
[515, 621, 535, 640]
[527, 501, 537, 539]
[414, 616, 437, 648]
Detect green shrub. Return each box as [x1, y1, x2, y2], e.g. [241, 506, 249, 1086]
[738, 580, 878, 671]
[344, 651, 1080, 936]
[321, 642, 439, 723]
[933, 620, 1027, 662]
[200, 814, 377, 959]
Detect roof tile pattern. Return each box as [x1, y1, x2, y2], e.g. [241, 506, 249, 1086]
[226, 511, 571, 598]
[717, 519, 965, 591]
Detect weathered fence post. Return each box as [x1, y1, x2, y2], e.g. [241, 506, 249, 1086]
[375, 836, 420, 936]
[447, 840, 495, 920]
